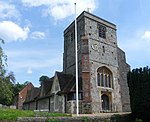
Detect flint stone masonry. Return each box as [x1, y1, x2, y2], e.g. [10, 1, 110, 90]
[17, 117, 47, 122]
[38, 98, 49, 110]
[0, 104, 16, 109]
[17, 113, 132, 122]
[117, 48, 131, 111]
[63, 11, 130, 113]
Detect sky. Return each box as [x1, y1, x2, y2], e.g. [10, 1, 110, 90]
[0, 0, 150, 87]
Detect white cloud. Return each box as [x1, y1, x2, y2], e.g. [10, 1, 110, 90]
[5, 49, 63, 71]
[0, 1, 21, 20]
[27, 68, 33, 74]
[31, 31, 45, 39]
[142, 30, 150, 41]
[21, 0, 97, 20]
[0, 21, 29, 42]
[21, 0, 51, 7]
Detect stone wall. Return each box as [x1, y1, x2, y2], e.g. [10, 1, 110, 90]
[37, 98, 49, 111]
[117, 48, 131, 112]
[23, 101, 36, 110]
[84, 13, 122, 113]
[23, 103, 29, 110]
[66, 101, 82, 114]
[0, 104, 16, 109]
[63, 14, 84, 78]
[63, 11, 130, 114]
[50, 96, 54, 112]
[29, 101, 36, 110]
[17, 113, 132, 122]
[23, 95, 65, 113]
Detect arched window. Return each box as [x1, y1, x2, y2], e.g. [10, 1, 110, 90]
[97, 73, 100, 86]
[97, 66, 113, 88]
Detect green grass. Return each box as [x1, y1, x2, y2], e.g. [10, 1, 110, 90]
[0, 108, 34, 120]
[0, 108, 72, 121]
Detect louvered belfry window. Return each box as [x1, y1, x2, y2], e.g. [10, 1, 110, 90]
[98, 23, 106, 39]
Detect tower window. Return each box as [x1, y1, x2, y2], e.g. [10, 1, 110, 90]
[102, 46, 105, 53]
[97, 73, 100, 86]
[70, 32, 74, 42]
[97, 66, 113, 88]
[98, 24, 106, 39]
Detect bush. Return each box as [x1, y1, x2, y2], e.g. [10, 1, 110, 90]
[128, 66, 150, 121]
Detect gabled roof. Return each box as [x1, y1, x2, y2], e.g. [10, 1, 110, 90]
[25, 87, 40, 102]
[56, 71, 74, 91]
[19, 82, 34, 94]
[56, 71, 82, 94]
[24, 72, 83, 103]
[30, 87, 40, 101]
[42, 77, 54, 95]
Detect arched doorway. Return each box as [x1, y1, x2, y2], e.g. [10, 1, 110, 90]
[101, 94, 109, 111]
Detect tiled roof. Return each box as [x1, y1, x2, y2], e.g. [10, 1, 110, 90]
[25, 87, 40, 102]
[56, 72, 82, 93]
[30, 87, 40, 101]
[24, 72, 82, 103]
[42, 77, 54, 95]
[56, 71, 74, 91]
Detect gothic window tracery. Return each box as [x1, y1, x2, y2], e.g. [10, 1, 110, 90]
[97, 66, 113, 88]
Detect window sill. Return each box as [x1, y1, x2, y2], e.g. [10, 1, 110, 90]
[97, 86, 113, 91]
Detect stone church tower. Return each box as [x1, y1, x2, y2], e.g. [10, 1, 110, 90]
[63, 11, 130, 113]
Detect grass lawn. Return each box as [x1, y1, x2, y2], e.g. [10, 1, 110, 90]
[0, 108, 71, 121]
[0, 108, 34, 121]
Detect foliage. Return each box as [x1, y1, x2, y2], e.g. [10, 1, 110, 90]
[0, 108, 34, 120]
[0, 38, 7, 76]
[0, 108, 71, 121]
[46, 118, 59, 122]
[127, 66, 150, 121]
[13, 81, 29, 95]
[81, 117, 90, 122]
[0, 39, 16, 105]
[135, 118, 143, 122]
[39, 75, 50, 84]
[111, 114, 133, 122]
[0, 80, 14, 105]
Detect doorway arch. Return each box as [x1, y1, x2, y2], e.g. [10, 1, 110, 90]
[101, 94, 109, 111]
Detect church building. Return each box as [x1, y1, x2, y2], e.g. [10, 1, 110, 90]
[23, 11, 130, 113]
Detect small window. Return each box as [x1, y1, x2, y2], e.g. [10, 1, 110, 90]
[98, 24, 106, 39]
[102, 46, 105, 53]
[70, 32, 74, 42]
[67, 93, 82, 100]
[97, 73, 100, 86]
[73, 93, 82, 100]
[78, 93, 82, 100]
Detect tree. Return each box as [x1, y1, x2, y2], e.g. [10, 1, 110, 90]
[0, 38, 7, 76]
[13, 81, 29, 95]
[0, 38, 16, 105]
[39, 75, 50, 85]
[127, 66, 150, 121]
